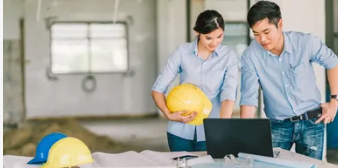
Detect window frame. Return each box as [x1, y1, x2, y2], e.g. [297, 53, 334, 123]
[49, 21, 130, 75]
[223, 21, 251, 47]
[222, 21, 251, 68]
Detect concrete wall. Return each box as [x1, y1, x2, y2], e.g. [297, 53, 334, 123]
[156, 0, 187, 116]
[204, 0, 247, 22]
[3, 0, 24, 124]
[24, 0, 158, 118]
[156, 0, 187, 73]
[3, 40, 24, 124]
[4, 0, 158, 120]
[190, 0, 205, 41]
[3, 0, 22, 40]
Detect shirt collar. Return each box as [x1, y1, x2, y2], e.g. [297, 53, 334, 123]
[263, 32, 292, 57]
[191, 36, 220, 57]
[283, 32, 292, 54]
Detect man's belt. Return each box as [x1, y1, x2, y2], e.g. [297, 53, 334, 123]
[284, 108, 322, 122]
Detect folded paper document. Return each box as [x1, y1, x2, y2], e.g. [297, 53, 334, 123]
[238, 152, 318, 168]
[187, 155, 214, 166]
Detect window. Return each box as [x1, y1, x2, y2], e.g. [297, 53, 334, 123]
[50, 22, 128, 74]
[222, 22, 249, 60]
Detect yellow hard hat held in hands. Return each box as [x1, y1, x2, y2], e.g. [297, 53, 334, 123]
[166, 83, 212, 125]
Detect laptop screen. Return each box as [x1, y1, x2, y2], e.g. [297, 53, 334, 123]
[203, 118, 274, 158]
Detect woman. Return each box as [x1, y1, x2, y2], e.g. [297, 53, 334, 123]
[151, 10, 239, 152]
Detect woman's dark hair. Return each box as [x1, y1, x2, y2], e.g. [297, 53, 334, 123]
[193, 10, 225, 34]
[247, 1, 282, 28]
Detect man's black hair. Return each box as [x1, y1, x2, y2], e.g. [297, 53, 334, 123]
[247, 1, 282, 28]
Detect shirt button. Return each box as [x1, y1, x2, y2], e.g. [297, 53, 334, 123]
[282, 72, 285, 75]
[285, 85, 288, 88]
[279, 58, 282, 61]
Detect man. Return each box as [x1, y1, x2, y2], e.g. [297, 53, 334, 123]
[240, 1, 338, 160]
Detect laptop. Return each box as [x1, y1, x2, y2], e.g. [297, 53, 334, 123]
[203, 118, 279, 158]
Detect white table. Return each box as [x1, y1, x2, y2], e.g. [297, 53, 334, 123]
[3, 148, 338, 168]
[192, 148, 337, 168]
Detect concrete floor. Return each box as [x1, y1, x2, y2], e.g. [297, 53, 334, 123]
[81, 118, 170, 152]
[81, 118, 338, 165]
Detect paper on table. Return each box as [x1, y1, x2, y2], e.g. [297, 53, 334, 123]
[3, 155, 94, 168]
[140, 150, 197, 166]
[187, 155, 215, 166]
[91, 151, 159, 167]
[3, 155, 39, 168]
[238, 152, 318, 168]
[4, 151, 192, 168]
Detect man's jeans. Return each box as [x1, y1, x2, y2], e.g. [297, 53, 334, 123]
[270, 118, 324, 160]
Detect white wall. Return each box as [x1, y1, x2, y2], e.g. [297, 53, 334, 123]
[4, 0, 189, 119]
[6, 0, 158, 118]
[157, 0, 187, 73]
[190, 0, 205, 41]
[156, 0, 187, 116]
[204, 0, 247, 22]
[3, 0, 24, 124]
[3, 0, 22, 40]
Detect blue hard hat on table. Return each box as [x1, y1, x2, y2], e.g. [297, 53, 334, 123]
[27, 132, 67, 164]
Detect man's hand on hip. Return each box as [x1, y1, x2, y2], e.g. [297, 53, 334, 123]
[316, 100, 338, 124]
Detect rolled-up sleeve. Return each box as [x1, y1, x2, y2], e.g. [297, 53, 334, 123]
[220, 50, 239, 102]
[239, 53, 260, 107]
[152, 48, 182, 94]
[310, 36, 338, 69]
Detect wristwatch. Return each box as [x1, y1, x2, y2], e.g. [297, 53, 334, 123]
[331, 95, 338, 102]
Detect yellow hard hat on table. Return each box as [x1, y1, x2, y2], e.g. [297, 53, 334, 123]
[166, 83, 212, 125]
[40, 137, 94, 168]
